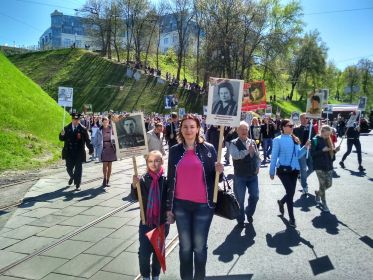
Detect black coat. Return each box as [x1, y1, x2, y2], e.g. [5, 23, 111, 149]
[310, 136, 335, 171]
[131, 174, 168, 225]
[59, 123, 93, 162]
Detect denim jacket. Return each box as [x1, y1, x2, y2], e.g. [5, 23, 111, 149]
[166, 142, 218, 211]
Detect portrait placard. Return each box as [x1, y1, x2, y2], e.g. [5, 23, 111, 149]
[58, 87, 73, 107]
[358, 96, 367, 111]
[178, 108, 186, 118]
[206, 77, 243, 127]
[165, 95, 178, 109]
[113, 112, 148, 159]
[241, 81, 267, 112]
[306, 91, 324, 119]
[291, 111, 300, 124]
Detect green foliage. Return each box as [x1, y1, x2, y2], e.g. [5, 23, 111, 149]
[7, 49, 204, 114]
[0, 52, 69, 172]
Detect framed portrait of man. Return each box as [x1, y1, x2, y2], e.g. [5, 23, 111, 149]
[112, 112, 148, 159]
[58, 87, 73, 107]
[206, 77, 243, 127]
[291, 111, 300, 124]
[306, 91, 324, 119]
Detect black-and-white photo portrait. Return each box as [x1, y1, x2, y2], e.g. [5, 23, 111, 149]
[211, 81, 238, 116]
[115, 115, 145, 149]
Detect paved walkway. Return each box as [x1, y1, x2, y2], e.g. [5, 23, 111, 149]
[0, 132, 373, 280]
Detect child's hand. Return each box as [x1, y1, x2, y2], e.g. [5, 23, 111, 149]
[215, 162, 224, 174]
[132, 175, 140, 188]
[166, 211, 175, 224]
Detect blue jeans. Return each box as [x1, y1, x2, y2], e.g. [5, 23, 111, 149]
[262, 138, 273, 159]
[173, 199, 214, 280]
[138, 223, 169, 278]
[233, 175, 259, 223]
[298, 154, 314, 191]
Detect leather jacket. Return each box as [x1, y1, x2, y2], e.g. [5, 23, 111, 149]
[166, 142, 218, 211]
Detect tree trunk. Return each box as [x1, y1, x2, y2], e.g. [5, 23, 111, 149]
[145, 21, 157, 67]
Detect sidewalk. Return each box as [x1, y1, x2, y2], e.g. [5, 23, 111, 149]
[0, 157, 178, 280]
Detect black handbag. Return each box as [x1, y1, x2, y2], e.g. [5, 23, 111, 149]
[214, 177, 240, 220]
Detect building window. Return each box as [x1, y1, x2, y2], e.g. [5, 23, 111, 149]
[164, 37, 169, 45]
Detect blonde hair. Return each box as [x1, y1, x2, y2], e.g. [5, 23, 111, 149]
[145, 150, 164, 163]
[320, 125, 333, 157]
[320, 125, 332, 133]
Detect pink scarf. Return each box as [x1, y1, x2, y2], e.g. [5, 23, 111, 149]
[146, 167, 164, 226]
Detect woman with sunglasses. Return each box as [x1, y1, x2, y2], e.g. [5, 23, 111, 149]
[269, 119, 310, 228]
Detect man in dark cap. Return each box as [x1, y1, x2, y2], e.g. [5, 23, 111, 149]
[59, 112, 93, 190]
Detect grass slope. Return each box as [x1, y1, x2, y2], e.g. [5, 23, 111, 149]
[0, 52, 69, 172]
[8, 49, 207, 114]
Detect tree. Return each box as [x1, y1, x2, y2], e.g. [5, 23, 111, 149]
[357, 58, 373, 96]
[288, 30, 327, 100]
[169, 0, 195, 81]
[343, 65, 360, 103]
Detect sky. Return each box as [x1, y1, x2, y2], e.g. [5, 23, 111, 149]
[0, 0, 372, 70]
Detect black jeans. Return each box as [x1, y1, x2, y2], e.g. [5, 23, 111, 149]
[65, 156, 83, 185]
[138, 223, 170, 278]
[277, 171, 298, 221]
[341, 138, 362, 165]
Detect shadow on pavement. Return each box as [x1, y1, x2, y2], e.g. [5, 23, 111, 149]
[294, 193, 317, 212]
[205, 274, 253, 279]
[345, 168, 366, 178]
[311, 212, 340, 235]
[212, 223, 256, 262]
[20, 185, 107, 208]
[266, 217, 314, 255]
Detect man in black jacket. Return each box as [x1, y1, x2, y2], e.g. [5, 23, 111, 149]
[165, 112, 179, 148]
[260, 116, 275, 163]
[293, 113, 316, 195]
[339, 112, 365, 172]
[59, 113, 93, 190]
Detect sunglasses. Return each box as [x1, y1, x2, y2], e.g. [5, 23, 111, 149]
[285, 124, 294, 128]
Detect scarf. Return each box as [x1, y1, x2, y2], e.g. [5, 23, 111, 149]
[146, 167, 163, 226]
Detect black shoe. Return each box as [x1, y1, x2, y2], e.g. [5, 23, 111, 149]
[102, 179, 107, 187]
[247, 216, 253, 223]
[68, 177, 73, 185]
[277, 200, 284, 216]
[289, 219, 296, 228]
[358, 165, 365, 172]
[339, 161, 345, 169]
[75, 184, 81, 191]
[236, 222, 245, 228]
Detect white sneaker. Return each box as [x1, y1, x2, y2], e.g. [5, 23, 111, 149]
[142, 277, 150, 280]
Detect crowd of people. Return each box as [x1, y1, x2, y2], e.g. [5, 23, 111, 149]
[59, 108, 366, 280]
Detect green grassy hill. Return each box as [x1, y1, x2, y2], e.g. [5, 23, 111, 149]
[0, 52, 69, 172]
[7, 49, 207, 114]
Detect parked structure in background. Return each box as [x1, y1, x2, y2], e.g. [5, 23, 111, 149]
[39, 10, 198, 54]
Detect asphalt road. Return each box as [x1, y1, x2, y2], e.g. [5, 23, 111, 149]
[162, 132, 373, 280]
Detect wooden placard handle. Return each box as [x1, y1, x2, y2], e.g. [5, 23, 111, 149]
[133, 156, 146, 225]
[213, 125, 225, 203]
